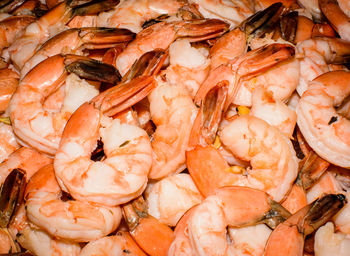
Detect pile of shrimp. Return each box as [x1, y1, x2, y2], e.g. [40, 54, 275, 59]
[1, 0, 350, 255]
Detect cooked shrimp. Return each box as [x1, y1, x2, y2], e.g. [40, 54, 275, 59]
[188, 115, 299, 201]
[314, 222, 350, 256]
[297, 0, 322, 20]
[145, 173, 203, 226]
[25, 164, 121, 242]
[177, 186, 289, 255]
[250, 87, 297, 138]
[54, 76, 155, 205]
[0, 147, 52, 185]
[9, 205, 81, 256]
[9, 54, 117, 155]
[163, 39, 210, 97]
[264, 194, 346, 256]
[20, 27, 135, 78]
[319, 0, 350, 41]
[80, 231, 146, 256]
[0, 123, 20, 163]
[0, 227, 20, 253]
[148, 78, 197, 180]
[0, 68, 18, 114]
[7, 0, 118, 69]
[191, 0, 254, 28]
[296, 37, 350, 95]
[0, 15, 35, 54]
[296, 70, 350, 168]
[122, 196, 175, 256]
[115, 19, 229, 75]
[97, 0, 187, 33]
[333, 192, 350, 235]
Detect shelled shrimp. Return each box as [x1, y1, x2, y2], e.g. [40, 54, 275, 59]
[297, 70, 350, 168]
[0, 68, 18, 114]
[25, 164, 122, 242]
[9, 54, 119, 155]
[0, 122, 20, 163]
[54, 76, 155, 205]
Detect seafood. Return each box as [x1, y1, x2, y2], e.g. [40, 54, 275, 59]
[145, 173, 203, 226]
[188, 115, 299, 201]
[122, 196, 175, 256]
[264, 194, 346, 255]
[172, 186, 289, 255]
[148, 78, 197, 180]
[9, 54, 118, 155]
[115, 19, 229, 75]
[54, 76, 154, 205]
[296, 70, 350, 168]
[80, 231, 146, 256]
[25, 164, 122, 242]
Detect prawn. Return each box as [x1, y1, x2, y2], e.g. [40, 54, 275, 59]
[264, 194, 346, 256]
[115, 18, 229, 75]
[148, 78, 198, 180]
[172, 186, 290, 255]
[9, 54, 119, 155]
[0, 123, 20, 163]
[54, 76, 155, 205]
[296, 70, 350, 168]
[25, 164, 122, 242]
[0, 68, 18, 114]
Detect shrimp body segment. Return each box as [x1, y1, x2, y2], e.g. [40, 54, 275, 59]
[296, 70, 350, 168]
[54, 81, 154, 205]
[25, 164, 122, 242]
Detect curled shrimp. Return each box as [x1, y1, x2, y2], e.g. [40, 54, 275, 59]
[80, 231, 146, 256]
[264, 194, 346, 256]
[296, 70, 350, 168]
[54, 76, 155, 205]
[115, 18, 229, 75]
[9, 54, 119, 155]
[25, 164, 122, 242]
[171, 186, 289, 255]
[145, 173, 203, 226]
[148, 78, 197, 180]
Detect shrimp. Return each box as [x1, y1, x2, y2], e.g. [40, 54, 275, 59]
[0, 147, 52, 185]
[54, 76, 155, 205]
[145, 173, 203, 226]
[115, 18, 229, 75]
[0, 123, 20, 163]
[25, 164, 122, 242]
[9, 54, 119, 155]
[188, 115, 299, 202]
[97, 0, 187, 33]
[296, 70, 350, 168]
[175, 186, 290, 255]
[314, 222, 350, 256]
[0, 15, 35, 54]
[264, 194, 346, 256]
[297, 0, 322, 21]
[20, 27, 135, 78]
[122, 196, 175, 256]
[190, 0, 254, 28]
[319, 0, 350, 41]
[148, 78, 198, 180]
[296, 37, 350, 95]
[80, 231, 146, 256]
[9, 205, 81, 256]
[7, 0, 119, 69]
[0, 68, 18, 114]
